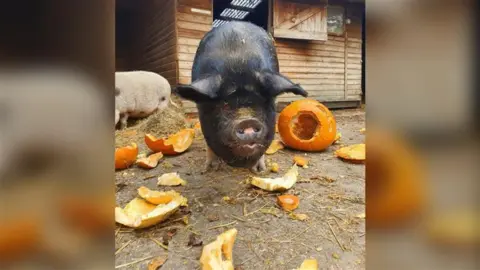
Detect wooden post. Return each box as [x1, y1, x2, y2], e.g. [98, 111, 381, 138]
[344, 5, 349, 100]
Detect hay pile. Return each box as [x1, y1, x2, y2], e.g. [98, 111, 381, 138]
[115, 98, 189, 147]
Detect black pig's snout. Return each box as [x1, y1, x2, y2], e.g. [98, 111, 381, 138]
[233, 119, 264, 143]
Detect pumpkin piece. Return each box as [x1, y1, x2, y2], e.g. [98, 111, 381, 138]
[115, 195, 186, 229]
[200, 228, 237, 270]
[278, 99, 336, 152]
[137, 152, 147, 159]
[59, 194, 114, 235]
[270, 162, 279, 173]
[137, 186, 187, 206]
[426, 210, 480, 248]
[115, 143, 138, 170]
[250, 165, 299, 191]
[333, 132, 342, 144]
[335, 144, 365, 163]
[194, 121, 201, 130]
[157, 172, 187, 186]
[367, 129, 425, 228]
[295, 259, 318, 270]
[266, 140, 284, 155]
[145, 128, 195, 155]
[136, 152, 164, 169]
[148, 255, 168, 270]
[0, 219, 41, 261]
[277, 194, 300, 211]
[293, 156, 309, 168]
[289, 212, 309, 221]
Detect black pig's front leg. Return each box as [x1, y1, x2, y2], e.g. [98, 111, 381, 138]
[203, 146, 223, 173]
[250, 155, 267, 174]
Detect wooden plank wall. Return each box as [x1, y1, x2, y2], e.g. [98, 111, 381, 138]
[131, 0, 178, 86]
[176, 0, 213, 111]
[272, 0, 328, 41]
[276, 35, 347, 102]
[276, 5, 363, 103]
[345, 5, 363, 101]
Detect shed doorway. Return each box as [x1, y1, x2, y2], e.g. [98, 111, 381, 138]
[213, 0, 269, 30]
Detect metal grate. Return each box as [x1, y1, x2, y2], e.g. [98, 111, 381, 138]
[220, 8, 249, 19]
[231, 0, 262, 9]
[212, 19, 230, 28]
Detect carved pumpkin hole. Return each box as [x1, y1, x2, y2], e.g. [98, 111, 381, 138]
[291, 112, 319, 140]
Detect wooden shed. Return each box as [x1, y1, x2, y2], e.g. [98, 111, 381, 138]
[116, 0, 365, 112]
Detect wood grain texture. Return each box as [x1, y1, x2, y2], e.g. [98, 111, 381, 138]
[272, 0, 327, 41]
[176, 0, 212, 88]
[131, 0, 178, 86]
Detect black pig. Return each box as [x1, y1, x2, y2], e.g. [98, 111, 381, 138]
[176, 22, 307, 173]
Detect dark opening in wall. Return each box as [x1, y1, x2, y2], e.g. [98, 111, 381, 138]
[213, 0, 269, 30]
[115, 0, 135, 71]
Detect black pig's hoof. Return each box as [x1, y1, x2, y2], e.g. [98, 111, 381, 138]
[250, 155, 267, 174]
[201, 159, 222, 174]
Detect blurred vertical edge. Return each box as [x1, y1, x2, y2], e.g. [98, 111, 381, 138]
[475, 0, 480, 135]
[366, 0, 478, 270]
[0, 1, 115, 269]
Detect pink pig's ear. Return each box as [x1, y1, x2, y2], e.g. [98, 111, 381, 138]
[256, 72, 308, 98]
[175, 75, 222, 103]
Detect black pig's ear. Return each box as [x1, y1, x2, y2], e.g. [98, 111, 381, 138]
[257, 72, 308, 98]
[175, 75, 221, 102]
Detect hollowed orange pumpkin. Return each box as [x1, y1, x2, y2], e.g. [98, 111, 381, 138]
[278, 99, 336, 151]
[145, 129, 195, 155]
[115, 143, 138, 170]
[367, 129, 425, 229]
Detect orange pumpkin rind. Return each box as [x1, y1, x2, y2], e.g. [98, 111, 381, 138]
[0, 219, 41, 261]
[295, 259, 318, 270]
[137, 186, 188, 206]
[293, 155, 309, 168]
[277, 194, 300, 211]
[115, 143, 138, 170]
[266, 140, 284, 155]
[60, 194, 114, 235]
[157, 172, 187, 186]
[249, 165, 299, 191]
[136, 152, 164, 169]
[145, 129, 195, 155]
[278, 99, 337, 152]
[200, 228, 238, 270]
[333, 132, 342, 144]
[335, 144, 365, 163]
[115, 194, 186, 229]
[367, 129, 425, 228]
[194, 121, 201, 130]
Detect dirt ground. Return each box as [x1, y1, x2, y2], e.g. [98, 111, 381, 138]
[115, 108, 365, 270]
